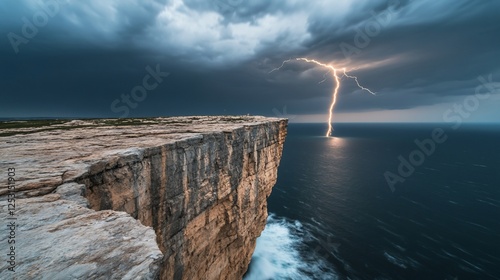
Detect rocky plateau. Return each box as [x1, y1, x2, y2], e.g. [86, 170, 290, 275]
[0, 116, 287, 279]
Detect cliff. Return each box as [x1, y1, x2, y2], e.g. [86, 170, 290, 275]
[0, 116, 287, 279]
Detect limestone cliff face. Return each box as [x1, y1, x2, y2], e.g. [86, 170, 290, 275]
[0, 116, 287, 280]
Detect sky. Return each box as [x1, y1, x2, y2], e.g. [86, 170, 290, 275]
[1, 0, 499, 122]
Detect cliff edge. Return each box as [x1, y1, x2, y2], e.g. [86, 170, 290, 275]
[0, 116, 287, 279]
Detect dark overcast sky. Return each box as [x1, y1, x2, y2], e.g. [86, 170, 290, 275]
[1, 0, 499, 122]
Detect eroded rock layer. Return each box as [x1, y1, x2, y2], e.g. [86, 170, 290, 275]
[0, 116, 287, 279]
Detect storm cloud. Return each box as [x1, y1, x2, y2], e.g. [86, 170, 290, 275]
[1, 0, 499, 121]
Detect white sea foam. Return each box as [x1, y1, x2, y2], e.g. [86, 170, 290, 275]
[244, 214, 338, 280]
[383, 251, 408, 269]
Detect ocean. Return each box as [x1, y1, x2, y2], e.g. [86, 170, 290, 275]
[244, 123, 500, 280]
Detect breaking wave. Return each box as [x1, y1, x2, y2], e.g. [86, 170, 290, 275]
[244, 213, 338, 280]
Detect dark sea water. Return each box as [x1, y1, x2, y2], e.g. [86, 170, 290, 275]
[244, 123, 500, 280]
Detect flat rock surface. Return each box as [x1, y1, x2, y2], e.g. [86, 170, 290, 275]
[0, 116, 286, 279]
[0, 116, 280, 198]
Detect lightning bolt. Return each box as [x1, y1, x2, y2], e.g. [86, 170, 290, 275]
[270, 58, 376, 137]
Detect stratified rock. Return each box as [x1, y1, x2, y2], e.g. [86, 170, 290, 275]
[0, 116, 287, 279]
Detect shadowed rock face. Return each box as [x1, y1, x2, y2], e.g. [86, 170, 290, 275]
[0, 116, 287, 279]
